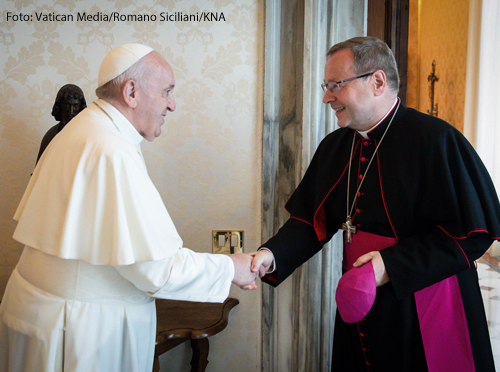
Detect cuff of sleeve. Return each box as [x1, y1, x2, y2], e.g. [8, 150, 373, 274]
[225, 253, 236, 283]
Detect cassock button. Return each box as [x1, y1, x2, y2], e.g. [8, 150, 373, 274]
[361, 157, 367, 162]
[363, 141, 370, 146]
[357, 191, 362, 197]
[359, 175, 363, 180]
[356, 208, 361, 214]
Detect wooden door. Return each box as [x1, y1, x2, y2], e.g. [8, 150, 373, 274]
[367, 0, 410, 104]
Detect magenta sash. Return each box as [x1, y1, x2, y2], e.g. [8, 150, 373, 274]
[342, 230, 476, 372]
[343, 229, 397, 270]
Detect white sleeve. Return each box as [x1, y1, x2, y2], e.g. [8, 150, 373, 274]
[114, 248, 234, 303]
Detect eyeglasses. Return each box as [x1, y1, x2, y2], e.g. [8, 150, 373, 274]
[321, 72, 375, 93]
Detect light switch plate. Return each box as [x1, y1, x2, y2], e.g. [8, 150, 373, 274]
[212, 230, 244, 254]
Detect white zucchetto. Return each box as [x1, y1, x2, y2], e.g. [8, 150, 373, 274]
[97, 43, 154, 88]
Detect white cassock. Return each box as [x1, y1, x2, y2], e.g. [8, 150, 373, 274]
[0, 99, 234, 372]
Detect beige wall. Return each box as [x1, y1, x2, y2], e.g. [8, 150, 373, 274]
[407, 0, 469, 133]
[0, 1, 263, 370]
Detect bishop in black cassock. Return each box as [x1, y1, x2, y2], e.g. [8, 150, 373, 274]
[252, 37, 500, 372]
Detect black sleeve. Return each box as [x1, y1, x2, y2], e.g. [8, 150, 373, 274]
[260, 217, 325, 286]
[381, 228, 492, 299]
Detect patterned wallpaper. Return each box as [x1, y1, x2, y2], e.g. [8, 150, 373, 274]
[0, 0, 263, 370]
[407, 0, 469, 133]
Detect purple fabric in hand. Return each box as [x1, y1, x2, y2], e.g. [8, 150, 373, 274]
[335, 262, 376, 323]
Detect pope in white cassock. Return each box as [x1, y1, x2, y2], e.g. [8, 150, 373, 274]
[0, 44, 257, 372]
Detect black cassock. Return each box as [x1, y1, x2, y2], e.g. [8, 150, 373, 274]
[262, 103, 500, 372]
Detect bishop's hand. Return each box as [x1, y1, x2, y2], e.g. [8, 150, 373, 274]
[249, 249, 275, 278]
[353, 251, 390, 287]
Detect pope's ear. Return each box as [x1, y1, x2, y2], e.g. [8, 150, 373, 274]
[372, 70, 387, 96]
[122, 79, 139, 108]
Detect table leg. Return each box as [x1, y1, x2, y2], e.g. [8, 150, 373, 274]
[190, 338, 209, 372]
[153, 356, 160, 372]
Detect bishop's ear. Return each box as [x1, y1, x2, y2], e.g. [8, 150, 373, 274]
[122, 79, 139, 108]
[372, 70, 387, 96]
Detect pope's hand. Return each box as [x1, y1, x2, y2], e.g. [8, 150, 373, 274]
[352, 251, 389, 287]
[229, 252, 258, 290]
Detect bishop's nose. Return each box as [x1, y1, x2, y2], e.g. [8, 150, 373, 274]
[323, 89, 336, 104]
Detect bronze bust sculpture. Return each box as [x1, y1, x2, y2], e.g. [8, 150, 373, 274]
[36, 84, 87, 163]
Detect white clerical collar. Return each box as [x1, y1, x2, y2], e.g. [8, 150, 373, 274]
[93, 99, 144, 146]
[357, 98, 399, 139]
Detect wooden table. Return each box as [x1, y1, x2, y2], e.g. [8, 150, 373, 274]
[153, 297, 239, 372]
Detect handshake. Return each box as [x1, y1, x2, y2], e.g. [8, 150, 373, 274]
[229, 250, 275, 290]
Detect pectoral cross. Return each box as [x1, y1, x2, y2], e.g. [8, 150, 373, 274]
[342, 216, 356, 243]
